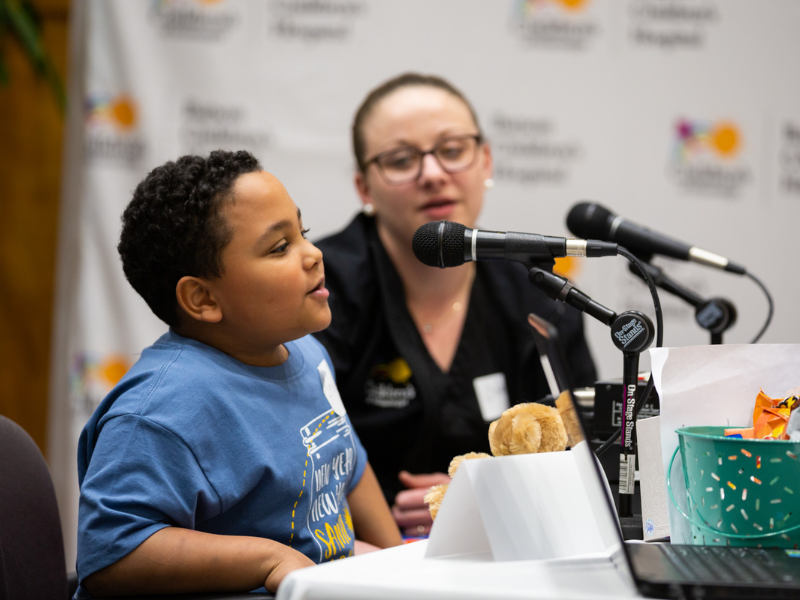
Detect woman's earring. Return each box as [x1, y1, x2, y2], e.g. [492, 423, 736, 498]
[484, 178, 494, 189]
[362, 203, 375, 216]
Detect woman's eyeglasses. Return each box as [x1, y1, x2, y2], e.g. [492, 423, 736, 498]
[364, 134, 483, 185]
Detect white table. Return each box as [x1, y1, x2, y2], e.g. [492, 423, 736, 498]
[278, 449, 646, 600]
[277, 540, 641, 600]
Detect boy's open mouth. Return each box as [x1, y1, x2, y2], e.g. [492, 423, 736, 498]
[308, 277, 326, 294]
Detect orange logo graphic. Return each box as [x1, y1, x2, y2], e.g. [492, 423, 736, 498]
[517, 0, 588, 14]
[675, 119, 741, 161]
[85, 94, 138, 131]
[153, 0, 224, 7]
[71, 352, 132, 398]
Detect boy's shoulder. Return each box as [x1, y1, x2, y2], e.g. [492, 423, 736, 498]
[89, 331, 223, 421]
[104, 332, 330, 417]
[79, 332, 334, 475]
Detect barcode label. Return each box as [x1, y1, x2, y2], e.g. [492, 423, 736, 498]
[619, 454, 636, 494]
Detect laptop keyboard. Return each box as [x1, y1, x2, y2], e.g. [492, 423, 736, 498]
[660, 545, 798, 585]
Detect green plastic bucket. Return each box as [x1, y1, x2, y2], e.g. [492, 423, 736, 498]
[667, 426, 800, 548]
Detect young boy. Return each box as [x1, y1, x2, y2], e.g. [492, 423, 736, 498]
[75, 150, 401, 598]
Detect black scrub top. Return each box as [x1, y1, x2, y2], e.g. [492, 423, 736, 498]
[313, 214, 597, 502]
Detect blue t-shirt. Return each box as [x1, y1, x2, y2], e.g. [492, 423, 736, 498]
[76, 331, 367, 594]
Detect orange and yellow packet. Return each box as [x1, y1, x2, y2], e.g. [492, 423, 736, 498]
[724, 388, 799, 440]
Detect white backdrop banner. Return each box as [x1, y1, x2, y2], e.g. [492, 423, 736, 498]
[49, 0, 800, 567]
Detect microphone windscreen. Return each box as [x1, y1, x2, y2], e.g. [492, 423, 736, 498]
[412, 221, 466, 268]
[566, 201, 614, 240]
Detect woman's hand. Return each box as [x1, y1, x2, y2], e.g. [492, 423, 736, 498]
[392, 471, 451, 536]
[354, 540, 381, 555]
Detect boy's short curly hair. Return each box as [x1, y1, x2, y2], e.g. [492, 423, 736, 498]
[118, 150, 262, 328]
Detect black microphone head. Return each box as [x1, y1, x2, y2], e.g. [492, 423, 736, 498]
[412, 221, 467, 268]
[566, 201, 615, 239]
[412, 222, 442, 267]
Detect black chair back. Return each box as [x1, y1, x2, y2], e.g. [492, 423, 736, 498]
[0, 415, 69, 600]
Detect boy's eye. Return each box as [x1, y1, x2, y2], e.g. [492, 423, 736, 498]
[270, 228, 309, 254]
[271, 240, 290, 254]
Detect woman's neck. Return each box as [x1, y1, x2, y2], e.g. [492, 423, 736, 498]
[377, 220, 475, 372]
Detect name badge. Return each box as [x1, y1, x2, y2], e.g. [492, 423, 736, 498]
[317, 360, 346, 416]
[473, 372, 509, 421]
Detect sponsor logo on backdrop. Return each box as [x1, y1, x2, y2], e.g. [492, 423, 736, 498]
[627, 0, 720, 50]
[178, 99, 271, 155]
[778, 121, 800, 198]
[268, 0, 367, 42]
[70, 352, 131, 417]
[149, 0, 238, 40]
[84, 94, 146, 165]
[509, 0, 599, 51]
[489, 113, 583, 186]
[669, 118, 750, 198]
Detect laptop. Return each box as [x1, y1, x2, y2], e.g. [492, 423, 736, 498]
[527, 312, 800, 599]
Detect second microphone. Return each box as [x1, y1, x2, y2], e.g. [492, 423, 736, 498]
[412, 220, 619, 269]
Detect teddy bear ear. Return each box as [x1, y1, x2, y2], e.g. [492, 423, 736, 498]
[488, 402, 570, 455]
[555, 390, 583, 447]
[424, 484, 448, 520]
[448, 452, 492, 478]
[509, 413, 543, 455]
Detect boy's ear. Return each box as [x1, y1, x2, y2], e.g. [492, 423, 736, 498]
[175, 276, 223, 323]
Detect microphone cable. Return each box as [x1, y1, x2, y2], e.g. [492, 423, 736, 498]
[593, 377, 656, 457]
[593, 246, 663, 459]
[615, 247, 664, 350]
[746, 271, 774, 344]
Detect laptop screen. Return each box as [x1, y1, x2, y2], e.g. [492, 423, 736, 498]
[527, 313, 638, 581]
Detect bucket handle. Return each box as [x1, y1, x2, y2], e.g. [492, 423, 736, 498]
[667, 445, 800, 540]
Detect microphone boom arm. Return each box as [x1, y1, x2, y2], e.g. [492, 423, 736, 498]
[628, 260, 737, 344]
[527, 266, 616, 326]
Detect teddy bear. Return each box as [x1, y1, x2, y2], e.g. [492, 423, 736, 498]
[424, 392, 581, 520]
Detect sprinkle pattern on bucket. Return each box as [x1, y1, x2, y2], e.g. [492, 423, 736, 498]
[669, 426, 800, 548]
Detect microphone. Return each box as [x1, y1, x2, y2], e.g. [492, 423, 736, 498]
[412, 220, 618, 269]
[566, 201, 747, 275]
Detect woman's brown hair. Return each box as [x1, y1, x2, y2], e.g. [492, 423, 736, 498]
[352, 72, 483, 173]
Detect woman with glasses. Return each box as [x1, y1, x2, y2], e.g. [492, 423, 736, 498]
[312, 73, 597, 537]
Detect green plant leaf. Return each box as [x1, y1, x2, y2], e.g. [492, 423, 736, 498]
[6, 0, 46, 71]
[20, 0, 42, 32]
[43, 55, 66, 112]
[0, 0, 66, 114]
